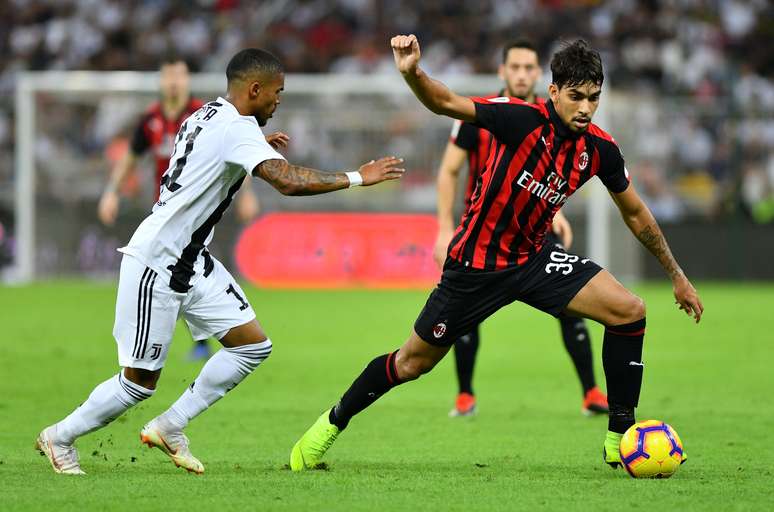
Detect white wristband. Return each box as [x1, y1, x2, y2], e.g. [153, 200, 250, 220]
[345, 171, 363, 188]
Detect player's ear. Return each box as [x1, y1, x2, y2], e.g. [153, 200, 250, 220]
[249, 81, 261, 98]
[497, 64, 505, 81]
[548, 83, 559, 103]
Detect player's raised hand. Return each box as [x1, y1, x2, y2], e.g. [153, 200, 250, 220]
[391, 34, 421, 74]
[265, 131, 289, 149]
[358, 156, 405, 186]
[673, 274, 704, 323]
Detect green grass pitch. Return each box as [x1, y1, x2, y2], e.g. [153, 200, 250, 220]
[1, 281, 772, 511]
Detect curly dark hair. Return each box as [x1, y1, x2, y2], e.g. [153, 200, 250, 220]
[550, 39, 604, 89]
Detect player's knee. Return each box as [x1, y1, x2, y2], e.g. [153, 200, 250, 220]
[224, 339, 273, 371]
[395, 354, 436, 381]
[123, 367, 161, 390]
[255, 339, 272, 360]
[614, 294, 646, 325]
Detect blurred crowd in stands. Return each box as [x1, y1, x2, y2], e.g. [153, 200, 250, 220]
[0, 0, 772, 222]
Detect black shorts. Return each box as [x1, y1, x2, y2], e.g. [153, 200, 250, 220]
[414, 240, 602, 347]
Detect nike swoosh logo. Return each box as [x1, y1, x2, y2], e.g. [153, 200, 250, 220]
[629, 361, 644, 367]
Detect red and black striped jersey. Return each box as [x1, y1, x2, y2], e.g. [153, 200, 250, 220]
[130, 97, 204, 198]
[447, 97, 630, 270]
[450, 93, 546, 211]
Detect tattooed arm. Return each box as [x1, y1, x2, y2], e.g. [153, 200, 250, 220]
[254, 159, 348, 196]
[253, 156, 405, 196]
[611, 184, 704, 323]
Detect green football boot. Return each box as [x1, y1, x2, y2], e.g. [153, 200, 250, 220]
[603, 430, 624, 468]
[290, 408, 340, 471]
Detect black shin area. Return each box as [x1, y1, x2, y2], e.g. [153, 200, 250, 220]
[558, 315, 595, 394]
[602, 318, 646, 433]
[453, 325, 480, 395]
[329, 350, 402, 430]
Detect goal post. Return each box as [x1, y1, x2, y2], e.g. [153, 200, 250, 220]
[10, 71, 616, 283]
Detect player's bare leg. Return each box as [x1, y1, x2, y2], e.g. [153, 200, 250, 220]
[36, 366, 158, 475]
[142, 319, 271, 474]
[291, 331, 450, 471]
[563, 270, 647, 467]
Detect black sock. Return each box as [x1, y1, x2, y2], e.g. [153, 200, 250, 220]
[453, 326, 480, 395]
[602, 318, 646, 433]
[329, 350, 402, 430]
[558, 315, 595, 395]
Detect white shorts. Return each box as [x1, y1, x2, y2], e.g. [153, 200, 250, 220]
[113, 254, 256, 370]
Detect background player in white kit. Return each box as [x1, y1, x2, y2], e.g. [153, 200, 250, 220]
[36, 48, 405, 475]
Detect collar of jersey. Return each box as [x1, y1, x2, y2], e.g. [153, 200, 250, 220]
[218, 97, 259, 124]
[546, 99, 580, 140]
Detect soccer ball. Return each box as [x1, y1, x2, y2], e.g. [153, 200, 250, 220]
[619, 420, 684, 478]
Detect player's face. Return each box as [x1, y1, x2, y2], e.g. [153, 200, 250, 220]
[498, 48, 540, 100]
[251, 73, 285, 127]
[548, 82, 601, 133]
[159, 61, 190, 101]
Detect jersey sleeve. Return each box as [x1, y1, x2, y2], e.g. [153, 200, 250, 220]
[129, 116, 151, 155]
[471, 97, 540, 146]
[450, 120, 479, 151]
[224, 119, 285, 173]
[595, 138, 630, 193]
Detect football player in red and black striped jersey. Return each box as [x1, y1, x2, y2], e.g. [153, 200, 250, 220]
[435, 40, 607, 418]
[290, 36, 703, 471]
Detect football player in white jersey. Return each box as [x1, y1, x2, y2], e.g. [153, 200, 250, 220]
[36, 48, 405, 475]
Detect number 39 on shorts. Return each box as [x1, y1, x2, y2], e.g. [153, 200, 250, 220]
[544, 251, 589, 275]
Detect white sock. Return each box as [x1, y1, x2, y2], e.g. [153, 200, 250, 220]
[163, 340, 273, 430]
[55, 371, 155, 445]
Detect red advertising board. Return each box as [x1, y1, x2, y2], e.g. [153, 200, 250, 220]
[234, 212, 441, 288]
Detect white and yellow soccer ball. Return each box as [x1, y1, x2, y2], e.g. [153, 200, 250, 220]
[619, 420, 684, 478]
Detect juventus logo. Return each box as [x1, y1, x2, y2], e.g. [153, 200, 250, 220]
[149, 343, 163, 360]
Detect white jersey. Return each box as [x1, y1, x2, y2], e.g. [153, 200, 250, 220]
[119, 97, 284, 292]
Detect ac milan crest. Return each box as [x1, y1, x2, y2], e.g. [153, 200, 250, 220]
[433, 322, 447, 339]
[578, 151, 589, 170]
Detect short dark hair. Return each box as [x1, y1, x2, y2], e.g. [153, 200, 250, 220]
[159, 54, 189, 69]
[502, 39, 538, 63]
[226, 49, 284, 84]
[550, 39, 604, 89]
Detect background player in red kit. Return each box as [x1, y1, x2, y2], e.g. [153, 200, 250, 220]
[434, 40, 607, 417]
[97, 57, 286, 360]
[290, 35, 703, 471]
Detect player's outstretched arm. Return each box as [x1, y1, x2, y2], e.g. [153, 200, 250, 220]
[391, 35, 476, 122]
[434, 142, 467, 268]
[610, 184, 704, 323]
[253, 157, 404, 196]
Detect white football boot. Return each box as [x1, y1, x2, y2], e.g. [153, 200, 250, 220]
[140, 416, 204, 474]
[35, 425, 86, 475]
